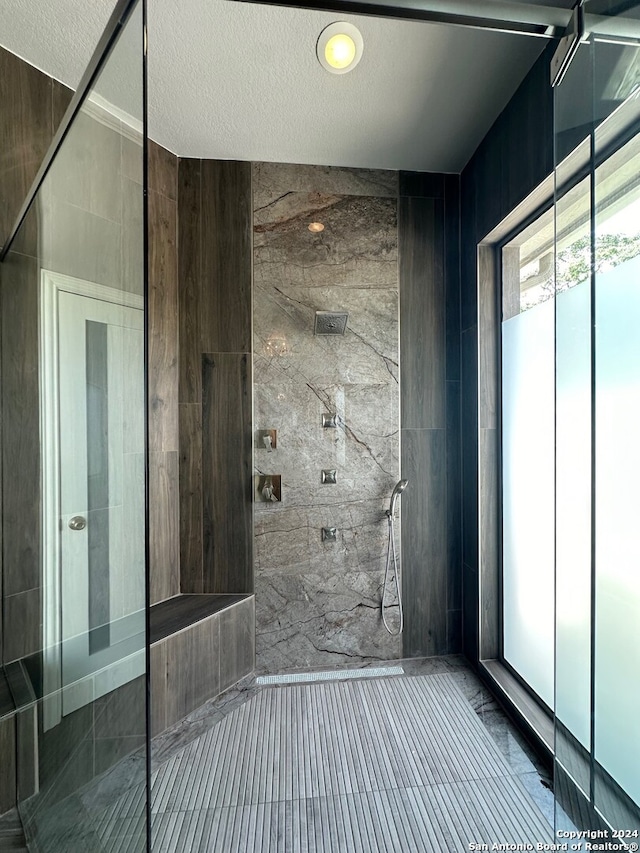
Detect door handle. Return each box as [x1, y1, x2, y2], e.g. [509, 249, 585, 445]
[68, 516, 87, 531]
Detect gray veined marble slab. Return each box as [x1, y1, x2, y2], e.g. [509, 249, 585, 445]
[254, 501, 397, 574]
[253, 190, 344, 234]
[253, 162, 401, 672]
[255, 568, 402, 672]
[252, 161, 399, 209]
[254, 196, 398, 288]
[254, 289, 399, 385]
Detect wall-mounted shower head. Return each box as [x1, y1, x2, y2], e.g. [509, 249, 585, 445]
[388, 479, 409, 516]
[314, 311, 349, 335]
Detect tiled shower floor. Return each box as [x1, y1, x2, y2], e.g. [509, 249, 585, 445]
[20, 656, 558, 851]
[151, 673, 553, 851]
[120, 656, 556, 851]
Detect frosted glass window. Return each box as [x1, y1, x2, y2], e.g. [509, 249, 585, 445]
[594, 253, 640, 809]
[502, 178, 592, 726]
[502, 298, 555, 708]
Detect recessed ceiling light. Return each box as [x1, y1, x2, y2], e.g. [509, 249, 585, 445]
[308, 222, 325, 233]
[317, 22, 363, 75]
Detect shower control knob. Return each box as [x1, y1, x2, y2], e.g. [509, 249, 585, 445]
[68, 516, 87, 531]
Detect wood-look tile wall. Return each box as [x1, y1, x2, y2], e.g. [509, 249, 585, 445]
[0, 715, 16, 815]
[0, 66, 179, 645]
[399, 173, 462, 657]
[0, 45, 175, 820]
[460, 43, 555, 665]
[151, 596, 255, 736]
[0, 44, 179, 619]
[148, 140, 180, 605]
[0, 47, 70, 248]
[178, 159, 253, 595]
[0, 47, 73, 665]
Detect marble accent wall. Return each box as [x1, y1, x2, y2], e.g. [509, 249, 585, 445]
[253, 162, 402, 671]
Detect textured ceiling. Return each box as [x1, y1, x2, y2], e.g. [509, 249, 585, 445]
[0, 0, 546, 171]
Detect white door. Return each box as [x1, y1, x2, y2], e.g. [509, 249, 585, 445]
[42, 273, 145, 719]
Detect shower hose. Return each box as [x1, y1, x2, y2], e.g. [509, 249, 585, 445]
[382, 509, 403, 635]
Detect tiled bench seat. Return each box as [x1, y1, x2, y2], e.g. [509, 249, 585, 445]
[150, 594, 255, 736]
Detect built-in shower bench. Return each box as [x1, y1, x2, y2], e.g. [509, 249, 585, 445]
[0, 663, 38, 815]
[150, 593, 255, 736]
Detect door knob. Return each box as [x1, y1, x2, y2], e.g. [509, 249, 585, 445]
[68, 516, 87, 531]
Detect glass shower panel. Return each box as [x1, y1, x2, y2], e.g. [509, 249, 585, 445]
[0, 1, 148, 849]
[593, 68, 640, 827]
[555, 175, 592, 775]
[554, 2, 640, 833]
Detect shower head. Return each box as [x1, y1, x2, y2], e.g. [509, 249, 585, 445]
[388, 479, 409, 516]
[314, 311, 349, 335]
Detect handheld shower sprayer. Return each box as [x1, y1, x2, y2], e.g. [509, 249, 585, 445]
[382, 479, 409, 635]
[387, 478, 409, 517]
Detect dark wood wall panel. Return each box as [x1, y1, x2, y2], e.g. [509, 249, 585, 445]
[399, 174, 461, 656]
[178, 159, 253, 596]
[150, 642, 167, 738]
[0, 47, 54, 247]
[399, 196, 445, 431]
[151, 596, 255, 736]
[0, 715, 17, 815]
[148, 189, 178, 454]
[445, 174, 461, 382]
[52, 80, 74, 132]
[0, 48, 71, 667]
[179, 404, 203, 593]
[1, 253, 41, 663]
[16, 706, 37, 802]
[399, 171, 444, 199]
[0, 47, 181, 819]
[446, 379, 462, 646]
[461, 169, 478, 335]
[0, 53, 72, 255]
[148, 140, 177, 200]
[164, 616, 220, 729]
[1, 253, 39, 598]
[401, 429, 448, 656]
[219, 597, 255, 693]
[202, 354, 253, 594]
[149, 451, 180, 604]
[460, 43, 555, 666]
[3, 590, 40, 664]
[148, 147, 180, 605]
[178, 159, 202, 404]
[1, 46, 179, 625]
[461, 324, 479, 660]
[444, 175, 462, 650]
[200, 161, 252, 354]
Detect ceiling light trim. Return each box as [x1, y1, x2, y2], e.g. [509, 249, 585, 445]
[317, 22, 364, 75]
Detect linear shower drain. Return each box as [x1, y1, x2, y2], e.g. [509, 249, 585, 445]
[255, 666, 404, 685]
